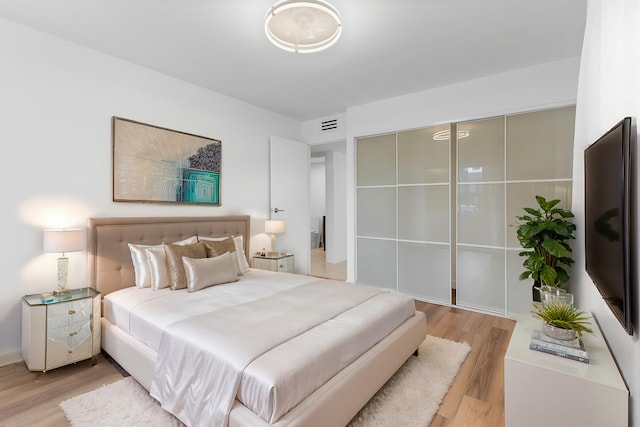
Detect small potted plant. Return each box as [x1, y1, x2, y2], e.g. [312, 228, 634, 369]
[532, 301, 593, 340]
[516, 195, 576, 301]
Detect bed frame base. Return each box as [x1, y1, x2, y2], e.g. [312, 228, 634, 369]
[102, 311, 426, 427]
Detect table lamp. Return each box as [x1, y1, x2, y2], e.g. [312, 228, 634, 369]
[43, 229, 84, 295]
[264, 220, 286, 256]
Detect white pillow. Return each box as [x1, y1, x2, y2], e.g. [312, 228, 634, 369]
[146, 246, 170, 290]
[128, 243, 154, 288]
[232, 235, 251, 273]
[198, 235, 250, 274]
[183, 252, 239, 292]
[129, 236, 197, 289]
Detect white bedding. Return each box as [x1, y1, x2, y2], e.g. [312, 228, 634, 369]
[104, 270, 313, 351]
[103, 269, 416, 427]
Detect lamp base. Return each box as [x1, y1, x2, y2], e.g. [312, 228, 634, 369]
[55, 256, 70, 296]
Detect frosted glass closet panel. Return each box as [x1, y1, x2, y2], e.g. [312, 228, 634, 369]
[356, 132, 397, 290]
[357, 133, 396, 186]
[506, 250, 533, 317]
[356, 238, 397, 290]
[398, 185, 449, 242]
[398, 124, 449, 184]
[506, 107, 575, 181]
[457, 183, 505, 247]
[456, 116, 506, 313]
[505, 181, 573, 248]
[457, 118, 505, 183]
[357, 187, 396, 239]
[398, 242, 450, 304]
[456, 246, 505, 313]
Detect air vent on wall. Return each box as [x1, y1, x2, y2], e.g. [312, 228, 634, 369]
[320, 118, 339, 132]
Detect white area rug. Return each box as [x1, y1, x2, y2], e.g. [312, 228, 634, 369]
[60, 376, 183, 427]
[60, 335, 469, 427]
[348, 335, 470, 427]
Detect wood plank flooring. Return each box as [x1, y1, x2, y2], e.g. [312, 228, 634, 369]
[0, 301, 514, 427]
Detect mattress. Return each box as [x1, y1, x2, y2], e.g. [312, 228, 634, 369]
[103, 269, 416, 426]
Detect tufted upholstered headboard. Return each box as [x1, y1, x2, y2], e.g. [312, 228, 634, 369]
[87, 216, 251, 300]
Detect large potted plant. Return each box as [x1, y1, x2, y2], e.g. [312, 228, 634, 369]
[516, 195, 576, 301]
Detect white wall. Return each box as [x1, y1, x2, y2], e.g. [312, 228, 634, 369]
[572, 1, 639, 425]
[325, 150, 347, 264]
[310, 159, 326, 234]
[0, 18, 301, 364]
[345, 57, 581, 282]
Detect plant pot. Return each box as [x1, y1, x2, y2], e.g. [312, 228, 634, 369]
[532, 282, 542, 302]
[540, 287, 574, 306]
[543, 322, 578, 341]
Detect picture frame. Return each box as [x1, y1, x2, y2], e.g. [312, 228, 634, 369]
[112, 117, 221, 205]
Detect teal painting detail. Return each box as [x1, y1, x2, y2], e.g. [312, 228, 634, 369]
[182, 169, 220, 204]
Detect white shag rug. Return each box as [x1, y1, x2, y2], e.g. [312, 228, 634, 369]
[61, 335, 470, 427]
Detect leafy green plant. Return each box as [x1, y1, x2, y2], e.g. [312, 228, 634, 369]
[516, 195, 576, 289]
[532, 302, 593, 336]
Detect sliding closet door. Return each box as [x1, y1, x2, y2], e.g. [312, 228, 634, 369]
[505, 106, 575, 316]
[456, 107, 575, 315]
[355, 106, 574, 316]
[355, 133, 397, 290]
[397, 125, 451, 303]
[456, 117, 506, 313]
[355, 125, 451, 300]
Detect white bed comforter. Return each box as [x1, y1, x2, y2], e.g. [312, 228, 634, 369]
[105, 271, 416, 427]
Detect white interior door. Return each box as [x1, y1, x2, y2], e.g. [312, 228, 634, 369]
[270, 136, 310, 274]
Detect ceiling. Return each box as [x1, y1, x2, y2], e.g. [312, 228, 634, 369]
[0, 0, 587, 121]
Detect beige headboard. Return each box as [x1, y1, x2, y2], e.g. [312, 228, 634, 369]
[87, 216, 251, 298]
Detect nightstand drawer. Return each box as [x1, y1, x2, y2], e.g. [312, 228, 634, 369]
[253, 257, 276, 271]
[253, 254, 294, 273]
[46, 331, 93, 370]
[47, 299, 91, 334]
[277, 256, 294, 272]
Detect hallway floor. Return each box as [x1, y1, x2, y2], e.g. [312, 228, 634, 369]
[310, 247, 346, 281]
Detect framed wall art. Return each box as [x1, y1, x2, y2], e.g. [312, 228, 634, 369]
[112, 117, 221, 205]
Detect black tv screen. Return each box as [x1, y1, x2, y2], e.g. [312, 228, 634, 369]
[584, 117, 634, 335]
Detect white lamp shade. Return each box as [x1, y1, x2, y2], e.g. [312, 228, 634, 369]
[265, 220, 286, 234]
[43, 229, 85, 254]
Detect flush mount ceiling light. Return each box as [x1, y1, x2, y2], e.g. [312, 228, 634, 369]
[265, 0, 342, 53]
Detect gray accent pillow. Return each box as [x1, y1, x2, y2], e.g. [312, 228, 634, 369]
[183, 252, 239, 292]
[203, 236, 236, 258]
[163, 241, 207, 290]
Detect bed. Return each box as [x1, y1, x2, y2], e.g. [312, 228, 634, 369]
[88, 216, 427, 427]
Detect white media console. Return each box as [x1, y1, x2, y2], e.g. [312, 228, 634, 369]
[504, 313, 628, 427]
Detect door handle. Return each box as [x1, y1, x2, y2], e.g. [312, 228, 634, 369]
[274, 208, 285, 213]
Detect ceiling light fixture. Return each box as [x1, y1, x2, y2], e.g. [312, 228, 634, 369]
[432, 130, 470, 141]
[265, 0, 342, 53]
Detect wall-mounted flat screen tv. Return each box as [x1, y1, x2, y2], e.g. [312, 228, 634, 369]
[584, 117, 634, 335]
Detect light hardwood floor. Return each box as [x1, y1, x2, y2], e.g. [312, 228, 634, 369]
[0, 302, 514, 427]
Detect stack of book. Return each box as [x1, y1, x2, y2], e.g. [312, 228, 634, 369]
[529, 329, 589, 363]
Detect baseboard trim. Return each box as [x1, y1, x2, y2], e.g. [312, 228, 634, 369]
[0, 350, 22, 367]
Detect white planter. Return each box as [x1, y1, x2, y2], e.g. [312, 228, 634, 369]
[542, 322, 578, 341]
